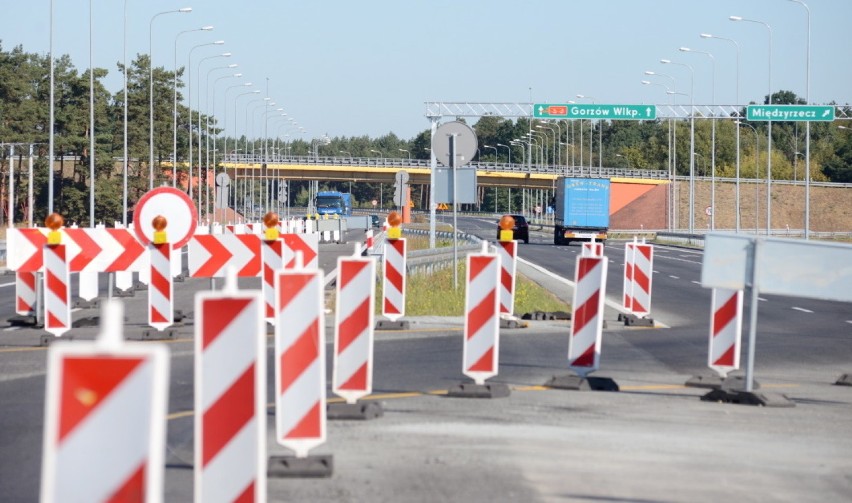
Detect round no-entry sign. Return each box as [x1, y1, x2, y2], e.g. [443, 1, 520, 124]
[133, 186, 198, 249]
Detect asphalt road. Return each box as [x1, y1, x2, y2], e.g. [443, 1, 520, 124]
[1, 222, 851, 502]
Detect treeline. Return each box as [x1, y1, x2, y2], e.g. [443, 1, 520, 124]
[1, 42, 851, 226]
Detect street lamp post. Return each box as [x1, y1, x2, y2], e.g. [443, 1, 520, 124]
[201, 63, 237, 220]
[615, 153, 631, 169]
[496, 143, 512, 165]
[740, 121, 761, 233]
[661, 58, 696, 233]
[536, 125, 557, 166]
[398, 148, 411, 162]
[731, 15, 773, 235]
[702, 32, 742, 232]
[173, 25, 213, 187]
[187, 43, 225, 200]
[576, 95, 601, 174]
[150, 7, 192, 189]
[223, 82, 252, 161]
[340, 150, 353, 162]
[483, 145, 498, 164]
[370, 149, 383, 161]
[680, 46, 717, 230]
[788, 0, 811, 239]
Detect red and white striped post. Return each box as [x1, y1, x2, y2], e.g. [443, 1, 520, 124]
[622, 238, 636, 312]
[333, 244, 376, 403]
[262, 212, 283, 325]
[43, 213, 70, 337]
[364, 229, 374, 254]
[568, 254, 608, 377]
[463, 241, 501, 385]
[708, 288, 743, 378]
[16, 271, 37, 316]
[40, 299, 169, 502]
[194, 270, 266, 502]
[148, 216, 173, 331]
[382, 212, 406, 322]
[274, 252, 327, 458]
[581, 241, 604, 257]
[630, 240, 654, 317]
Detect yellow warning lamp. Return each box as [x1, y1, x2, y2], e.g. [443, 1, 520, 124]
[263, 212, 280, 241]
[387, 211, 402, 239]
[152, 215, 168, 244]
[499, 215, 515, 242]
[45, 213, 64, 245]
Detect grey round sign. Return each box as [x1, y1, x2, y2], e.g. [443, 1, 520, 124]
[432, 121, 478, 168]
[215, 172, 230, 187]
[395, 170, 410, 184]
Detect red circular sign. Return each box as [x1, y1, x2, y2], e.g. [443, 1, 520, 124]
[133, 187, 198, 249]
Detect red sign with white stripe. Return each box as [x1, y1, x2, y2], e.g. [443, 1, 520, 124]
[630, 243, 654, 317]
[262, 238, 283, 324]
[568, 256, 608, 377]
[188, 234, 262, 277]
[40, 339, 169, 502]
[8, 228, 147, 273]
[7, 228, 47, 272]
[463, 246, 501, 385]
[282, 233, 319, 270]
[708, 288, 743, 377]
[195, 289, 266, 502]
[382, 238, 406, 322]
[44, 244, 71, 337]
[148, 243, 173, 331]
[496, 240, 517, 315]
[333, 255, 376, 403]
[275, 267, 326, 458]
[622, 241, 635, 312]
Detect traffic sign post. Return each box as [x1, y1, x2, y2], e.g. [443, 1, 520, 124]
[40, 300, 169, 503]
[746, 105, 835, 122]
[534, 103, 657, 120]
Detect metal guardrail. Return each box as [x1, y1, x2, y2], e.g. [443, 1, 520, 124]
[400, 228, 482, 275]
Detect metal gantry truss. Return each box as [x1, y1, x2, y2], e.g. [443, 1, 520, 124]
[425, 102, 852, 120]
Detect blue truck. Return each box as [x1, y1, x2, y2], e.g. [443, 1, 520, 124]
[552, 177, 610, 246]
[315, 191, 352, 216]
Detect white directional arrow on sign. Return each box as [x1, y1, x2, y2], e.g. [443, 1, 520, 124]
[188, 234, 262, 277]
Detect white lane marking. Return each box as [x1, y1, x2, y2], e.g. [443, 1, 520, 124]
[691, 281, 701, 285]
[758, 297, 767, 302]
[846, 321, 852, 325]
[669, 275, 680, 279]
[3, 327, 21, 332]
[0, 281, 14, 288]
[791, 307, 813, 313]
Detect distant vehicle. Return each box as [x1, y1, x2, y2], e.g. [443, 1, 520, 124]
[497, 214, 529, 244]
[552, 177, 610, 246]
[370, 215, 380, 228]
[315, 191, 352, 216]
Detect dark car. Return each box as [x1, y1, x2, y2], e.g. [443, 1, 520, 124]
[370, 214, 380, 228]
[497, 214, 529, 244]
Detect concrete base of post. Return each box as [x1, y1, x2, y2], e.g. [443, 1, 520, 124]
[447, 382, 511, 399]
[686, 374, 760, 390]
[545, 374, 620, 392]
[7, 314, 39, 327]
[113, 288, 135, 298]
[619, 313, 655, 327]
[835, 373, 852, 386]
[375, 319, 410, 330]
[700, 388, 795, 408]
[74, 298, 99, 309]
[267, 454, 333, 478]
[142, 329, 176, 341]
[40, 334, 73, 346]
[327, 401, 384, 420]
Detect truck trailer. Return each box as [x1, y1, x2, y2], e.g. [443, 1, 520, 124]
[552, 177, 610, 246]
[315, 191, 352, 216]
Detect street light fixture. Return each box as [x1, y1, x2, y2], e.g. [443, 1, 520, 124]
[576, 94, 601, 173]
[370, 149, 383, 160]
[787, 0, 812, 239]
[701, 32, 742, 232]
[187, 42, 225, 200]
[496, 143, 512, 165]
[398, 148, 411, 162]
[173, 25, 213, 187]
[661, 58, 696, 233]
[150, 7, 192, 189]
[615, 153, 631, 169]
[731, 14, 773, 235]
[340, 150, 353, 162]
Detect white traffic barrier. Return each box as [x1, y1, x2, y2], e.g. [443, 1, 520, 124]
[495, 240, 517, 315]
[274, 253, 327, 458]
[568, 254, 608, 376]
[194, 272, 266, 502]
[43, 238, 70, 337]
[40, 300, 169, 502]
[581, 241, 604, 257]
[382, 235, 406, 322]
[332, 246, 376, 403]
[622, 239, 635, 312]
[622, 237, 653, 317]
[148, 241, 173, 331]
[463, 242, 501, 385]
[15, 271, 36, 315]
[708, 288, 743, 377]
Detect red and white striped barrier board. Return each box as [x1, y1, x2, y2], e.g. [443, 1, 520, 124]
[148, 243, 173, 331]
[708, 288, 743, 378]
[496, 240, 517, 315]
[274, 264, 326, 458]
[622, 240, 635, 312]
[568, 255, 608, 377]
[282, 233, 319, 270]
[44, 244, 71, 337]
[188, 234, 262, 277]
[262, 237, 283, 324]
[6, 228, 47, 272]
[365, 229, 374, 254]
[463, 243, 501, 385]
[9, 228, 147, 274]
[40, 301, 169, 503]
[382, 238, 407, 322]
[333, 253, 376, 403]
[581, 242, 604, 257]
[16, 271, 37, 315]
[630, 242, 653, 317]
[195, 279, 266, 502]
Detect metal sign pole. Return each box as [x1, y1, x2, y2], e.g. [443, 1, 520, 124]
[451, 134, 458, 290]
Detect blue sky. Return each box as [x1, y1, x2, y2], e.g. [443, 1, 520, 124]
[3, 0, 851, 141]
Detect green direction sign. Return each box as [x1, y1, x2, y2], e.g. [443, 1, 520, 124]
[534, 103, 656, 120]
[747, 105, 835, 122]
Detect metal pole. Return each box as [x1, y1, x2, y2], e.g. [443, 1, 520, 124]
[49, 0, 55, 214]
[89, 0, 95, 227]
[28, 145, 34, 227]
[429, 119, 437, 249]
[451, 134, 458, 290]
[745, 238, 761, 392]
